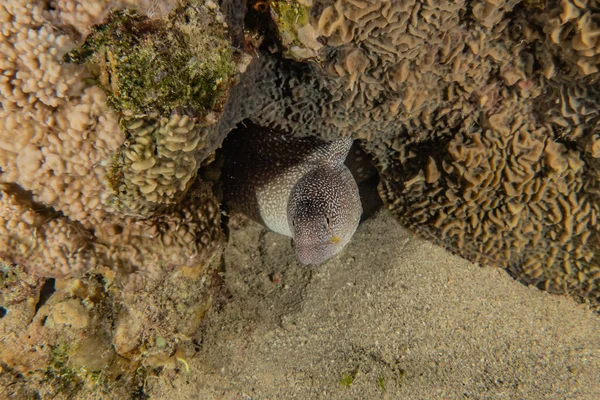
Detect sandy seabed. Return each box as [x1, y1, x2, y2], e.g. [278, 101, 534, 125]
[147, 210, 600, 399]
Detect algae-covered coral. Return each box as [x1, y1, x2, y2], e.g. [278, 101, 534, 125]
[0, 0, 231, 396]
[66, 7, 236, 117]
[66, 2, 244, 215]
[0, 0, 233, 278]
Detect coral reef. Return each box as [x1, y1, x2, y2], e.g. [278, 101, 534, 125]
[0, 0, 234, 277]
[66, 3, 248, 215]
[2, 0, 600, 395]
[1, 0, 229, 396]
[0, 261, 216, 398]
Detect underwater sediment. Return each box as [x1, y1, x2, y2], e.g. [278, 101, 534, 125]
[1, 0, 599, 396]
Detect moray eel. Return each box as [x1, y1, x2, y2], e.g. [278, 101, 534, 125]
[222, 125, 362, 264]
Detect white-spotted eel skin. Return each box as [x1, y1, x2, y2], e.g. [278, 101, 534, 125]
[222, 125, 362, 264]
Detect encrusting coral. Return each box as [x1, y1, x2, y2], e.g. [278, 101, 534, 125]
[539, 0, 600, 76]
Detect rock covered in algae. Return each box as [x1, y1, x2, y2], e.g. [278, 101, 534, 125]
[0, 262, 216, 398]
[269, 0, 323, 61]
[66, 4, 237, 117]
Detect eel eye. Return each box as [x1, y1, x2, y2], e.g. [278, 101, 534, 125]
[324, 216, 331, 230]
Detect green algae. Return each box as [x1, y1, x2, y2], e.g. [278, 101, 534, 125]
[339, 367, 359, 387]
[271, 0, 311, 49]
[378, 373, 386, 392]
[339, 371, 355, 387]
[66, 2, 237, 118]
[44, 342, 149, 398]
[45, 344, 84, 395]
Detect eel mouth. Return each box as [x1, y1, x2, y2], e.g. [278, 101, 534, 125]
[294, 241, 336, 265]
[296, 236, 342, 264]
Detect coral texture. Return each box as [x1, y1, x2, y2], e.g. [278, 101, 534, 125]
[237, 0, 600, 305]
[4, 0, 591, 301]
[0, 263, 215, 397]
[2, 0, 600, 396]
[0, 0, 233, 279]
[67, 4, 245, 215]
[0, 4, 227, 392]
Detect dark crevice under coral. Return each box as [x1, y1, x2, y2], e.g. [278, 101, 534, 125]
[216, 1, 600, 308]
[34, 278, 56, 314]
[201, 0, 600, 308]
[217, 120, 383, 226]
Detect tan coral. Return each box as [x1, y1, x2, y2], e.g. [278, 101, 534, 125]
[379, 101, 598, 300]
[0, 0, 200, 229]
[42, 0, 178, 35]
[471, 0, 520, 28]
[1, 86, 123, 226]
[93, 180, 224, 279]
[543, 81, 600, 141]
[114, 113, 215, 214]
[1, 0, 227, 281]
[0, 178, 223, 279]
[293, 0, 539, 132]
[0, 186, 99, 278]
[541, 0, 600, 76]
[0, 2, 85, 109]
[0, 1, 132, 229]
[0, 0, 227, 396]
